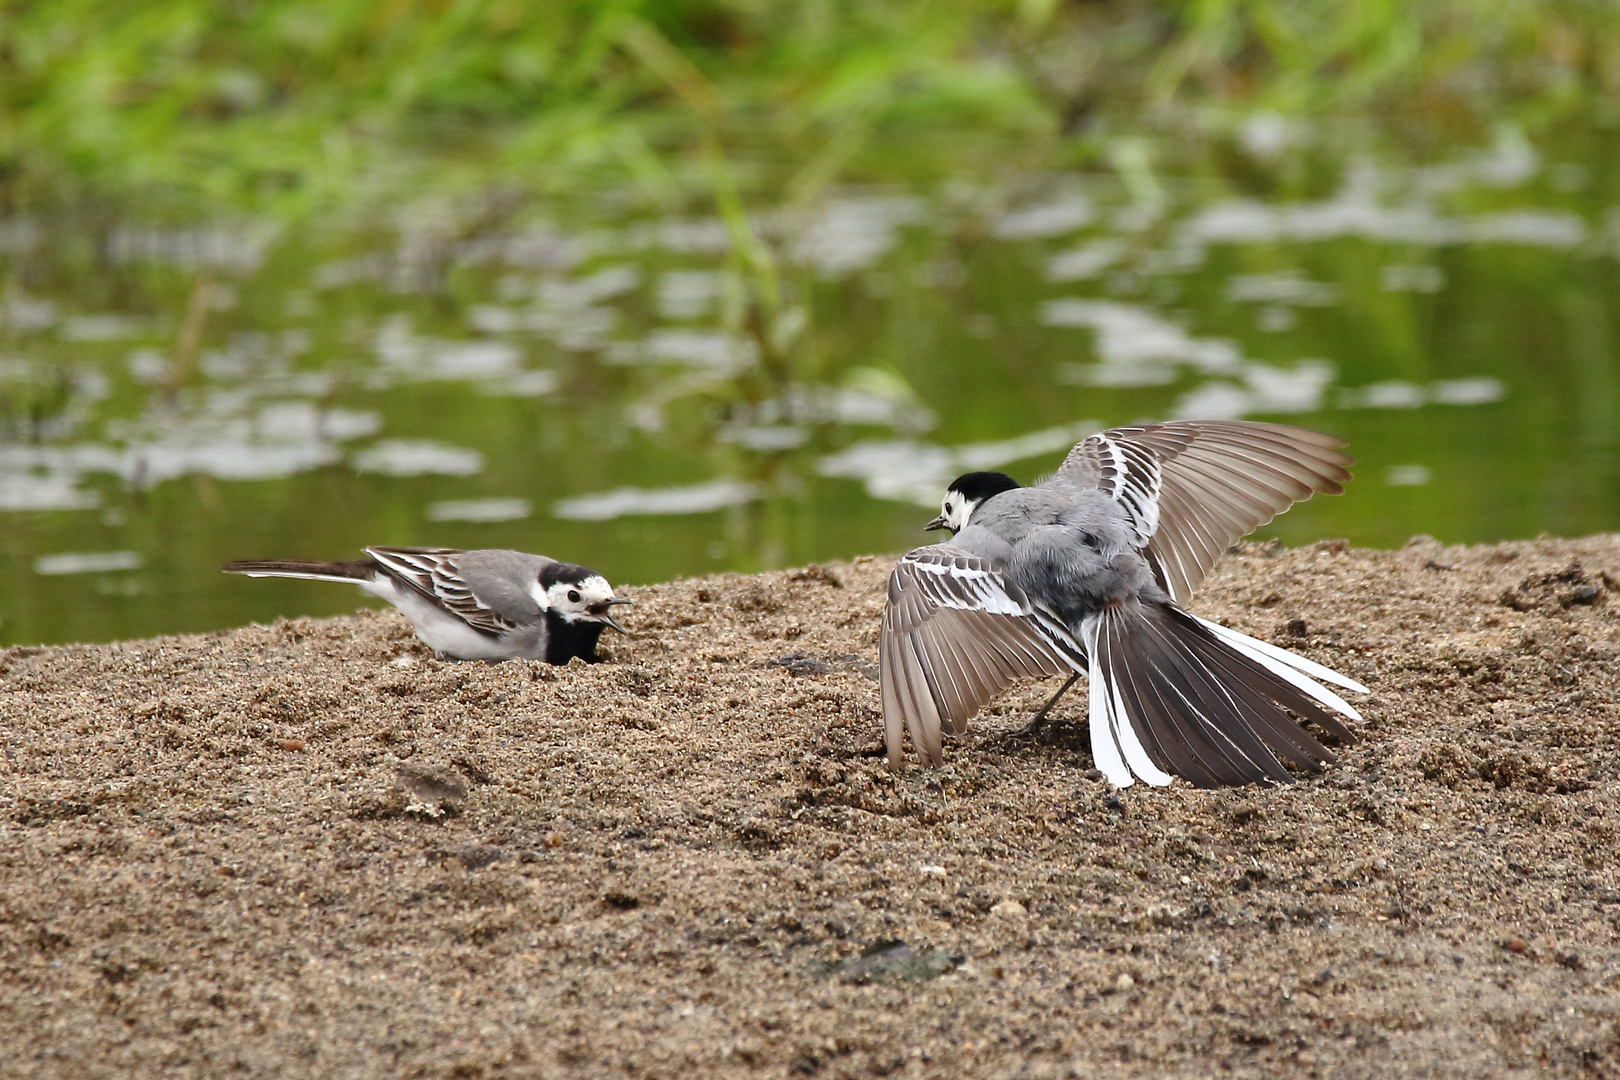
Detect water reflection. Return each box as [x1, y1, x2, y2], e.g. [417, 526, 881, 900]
[1, 130, 1616, 645]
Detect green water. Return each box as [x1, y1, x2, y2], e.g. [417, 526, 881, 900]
[2, 128, 1617, 646]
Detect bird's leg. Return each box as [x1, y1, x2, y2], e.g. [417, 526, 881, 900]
[1012, 673, 1080, 738]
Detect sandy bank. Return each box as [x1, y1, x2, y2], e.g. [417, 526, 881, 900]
[3, 535, 1620, 1078]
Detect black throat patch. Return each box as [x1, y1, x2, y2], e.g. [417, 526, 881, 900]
[543, 612, 606, 665]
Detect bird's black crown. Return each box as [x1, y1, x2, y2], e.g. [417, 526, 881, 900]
[539, 561, 597, 587]
[947, 471, 1021, 503]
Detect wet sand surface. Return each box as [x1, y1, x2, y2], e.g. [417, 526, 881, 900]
[3, 535, 1620, 1078]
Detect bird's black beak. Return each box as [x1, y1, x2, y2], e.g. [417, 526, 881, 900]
[924, 514, 948, 532]
[590, 596, 632, 633]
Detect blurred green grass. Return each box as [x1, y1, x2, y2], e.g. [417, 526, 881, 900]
[4, 0, 1618, 218]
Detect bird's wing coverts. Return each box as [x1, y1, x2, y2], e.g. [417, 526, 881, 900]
[1053, 420, 1352, 605]
[881, 546, 1085, 767]
[365, 547, 517, 638]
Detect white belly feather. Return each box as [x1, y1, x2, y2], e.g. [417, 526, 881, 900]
[360, 576, 542, 661]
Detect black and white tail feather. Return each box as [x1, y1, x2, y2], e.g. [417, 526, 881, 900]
[1078, 604, 1364, 789]
[880, 419, 1369, 789]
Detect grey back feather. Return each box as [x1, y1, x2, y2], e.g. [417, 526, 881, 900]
[453, 549, 555, 621]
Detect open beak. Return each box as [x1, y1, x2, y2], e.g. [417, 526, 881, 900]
[590, 596, 633, 633]
[924, 514, 948, 532]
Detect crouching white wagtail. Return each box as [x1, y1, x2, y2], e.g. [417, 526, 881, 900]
[223, 547, 631, 663]
[880, 419, 1369, 788]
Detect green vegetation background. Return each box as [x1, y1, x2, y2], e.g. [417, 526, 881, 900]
[5, 0, 1617, 218]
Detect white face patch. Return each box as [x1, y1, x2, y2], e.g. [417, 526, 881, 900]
[939, 491, 976, 533]
[543, 574, 622, 623]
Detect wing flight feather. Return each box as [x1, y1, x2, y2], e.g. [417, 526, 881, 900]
[365, 546, 518, 637]
[881, 547, 1085, 766]
[1052, 420, 1352, 604]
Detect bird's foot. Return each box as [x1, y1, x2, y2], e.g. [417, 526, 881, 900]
[1008, 673, 1081, 741]
[1010, 713, 1053, 740]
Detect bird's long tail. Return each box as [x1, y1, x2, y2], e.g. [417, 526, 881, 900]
[222, 559, 377, 584]
[1079, 603, 1366, 789]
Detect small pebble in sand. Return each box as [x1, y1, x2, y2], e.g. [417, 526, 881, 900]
[989, 899, 1027, 919]
[396, 762, 469, 816]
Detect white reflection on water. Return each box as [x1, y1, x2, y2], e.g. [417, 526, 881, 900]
[351, 439, 483, 477]
[1239, 111, 1298, 161]
[1432, 378, 1505, 405]
[1226, 272, 1338, 307]
[729, 380, 935, 432]
[794, 197, 924, 277]
[553, 479, 759, 521]
[110, 222, 282, 275]
[717, 425, 808, 451]
[629, 218, 732, 255]
[992, 196, 1093, 240]
[375, 317, 525, 380]
[1382, 265, 1445, 293]
[1171, 360, 1338, 420]
[1243, 360, 1336, 412]
[1047, 239, 1126, 282]
[1171, 382, 1254, 421]
[143, 437, 341, 482]
[0, 392, 386, 505]
[1338, 377, 1505, 409]
[606, 330, 757, 374]
[466, 266, 637, 352]
[313, 254, 391, 290]
[478, 370, 558, 397]
[1056, 360, 1177, 388]
[1386, 465, 1433, 486]
[817, 421, 1100, 506]
[456, 223, 587, 270]
[426, 498, 531, 522]
[657, 270, 721, 320]
[0, 473, 100, 511]
[257, 402, 380, 442]
[1184, 198, 1585, 249]
[1340, 381, 1426, 409]
[1414, 127, 1539, 194]
[35, 551, 141, 575]
[0, 218, 41, 256]
[2, 291, 57, 334]
[60, 315, 151, 342]
[541, 266, 640, 307]
[1042, 300, 1242, 384]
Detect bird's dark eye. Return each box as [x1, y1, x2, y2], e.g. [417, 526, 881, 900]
[567, 589, 581, 603]
[1080, 532, 1100, 550]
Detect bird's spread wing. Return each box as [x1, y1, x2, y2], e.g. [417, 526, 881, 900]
[1052, 420, 1352, 605]
[881, 546, 1085, 767]
[365, 547, 518, 638]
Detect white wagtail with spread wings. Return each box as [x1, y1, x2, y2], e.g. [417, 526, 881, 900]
[224, 547, 630, 663]
[880, 420, 1368, 788]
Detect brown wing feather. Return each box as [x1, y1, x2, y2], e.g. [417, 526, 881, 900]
[364, 546, 518, 638]
[1053, 420, 1352, 605]
[881, 548, 1084, 766]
